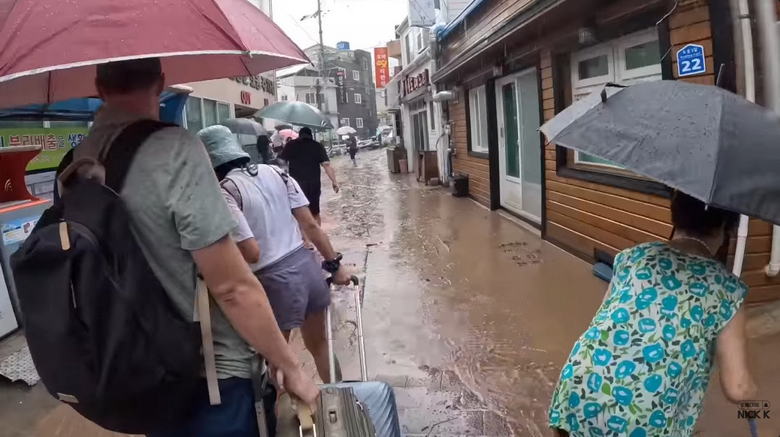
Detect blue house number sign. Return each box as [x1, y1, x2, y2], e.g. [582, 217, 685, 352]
[676, 44, 706, 77]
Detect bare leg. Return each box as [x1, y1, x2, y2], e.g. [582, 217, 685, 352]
[301, 311, 331, 383]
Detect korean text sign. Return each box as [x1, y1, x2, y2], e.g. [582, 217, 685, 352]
[0, 127, 88, 172]
[374, 47, 390, 89]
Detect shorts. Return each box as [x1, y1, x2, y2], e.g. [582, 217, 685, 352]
[256, 246, 330, 331]
[299, 180, 322, 216]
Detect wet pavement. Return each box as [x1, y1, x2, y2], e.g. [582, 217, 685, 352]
[0, 147, 779, 436]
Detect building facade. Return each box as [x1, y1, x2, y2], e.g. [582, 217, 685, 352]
[434, 0, 779, 302]
[277, 65, 340, 132]
[305, 45, 379, 139]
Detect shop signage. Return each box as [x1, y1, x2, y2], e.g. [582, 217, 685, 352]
[403, 69, 429, 96]
[0, 127, 87, 172]
[240, 91, 252, 105]
[336, 68, 347, 104]
[676, 44, 706, 77]
[233, 75, 275, 94]
[374, 47, 390, 89]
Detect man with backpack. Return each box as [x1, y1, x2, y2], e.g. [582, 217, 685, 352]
[15, 58, 318, 436]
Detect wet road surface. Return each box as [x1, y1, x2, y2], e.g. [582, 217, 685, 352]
[314, 148, 780, 436]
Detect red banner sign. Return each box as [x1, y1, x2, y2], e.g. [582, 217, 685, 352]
[374, 47, 390, 89]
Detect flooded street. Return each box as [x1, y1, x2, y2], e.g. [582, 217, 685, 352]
[316, 148, 780, 436]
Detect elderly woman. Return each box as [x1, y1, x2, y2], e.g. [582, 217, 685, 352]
[549, 192, 756, 436]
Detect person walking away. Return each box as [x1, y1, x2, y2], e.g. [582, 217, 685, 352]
[280, 127, 339, 224]
[347, 134, 358, 166]
[197, 126, 351, 384]
[72, 59, 318, 436]
[256, 134, 273, 164]
[548, 192, 756, 437]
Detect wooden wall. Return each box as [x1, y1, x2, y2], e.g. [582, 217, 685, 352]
[541, 49, 674, 261]
[440, 0, 534, 66]
[542, 0, 779, 302]
[450, 96, 491, 206]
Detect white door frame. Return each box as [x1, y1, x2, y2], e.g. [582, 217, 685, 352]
[495, 67, 541, 223]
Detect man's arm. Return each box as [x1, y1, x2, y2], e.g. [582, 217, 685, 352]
[322, 162, 339, 193]
[291, 206, 351, 285]
[193, 237, 318, 405]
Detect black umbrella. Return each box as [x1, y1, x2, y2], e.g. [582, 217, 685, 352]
[220, 118, 267, 146]
[540, 80, 780, 225]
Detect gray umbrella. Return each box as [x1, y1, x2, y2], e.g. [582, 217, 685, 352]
[540, 80, 780, 225]
[220, 118, 267, 146]
[255, 101, 334, 130]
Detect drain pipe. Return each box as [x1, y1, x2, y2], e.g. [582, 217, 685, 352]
[731, 0, 756, 276]
[755, 0, 780, 277]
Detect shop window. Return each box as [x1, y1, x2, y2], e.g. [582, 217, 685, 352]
[354, 93, 362, 104]
[203, 99, 218, 127]
[341, 118, 350, 126]
[352, 70, 360, 81]
[217, 102, 230, 123]
[356, 118, 364, 128]
[467, 85, 489, 155]
[185, 98, 203, 133]
[558, 28, 666, 194]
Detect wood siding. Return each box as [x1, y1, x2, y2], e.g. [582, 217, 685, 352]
[450, 97, 491, 206]
[440, 0, 535, 66]
[542, 0, 779, 302]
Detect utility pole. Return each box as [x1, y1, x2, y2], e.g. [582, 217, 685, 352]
[316, 0, 325, 112]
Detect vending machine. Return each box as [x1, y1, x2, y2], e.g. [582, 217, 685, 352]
[0, 145, 51, 337]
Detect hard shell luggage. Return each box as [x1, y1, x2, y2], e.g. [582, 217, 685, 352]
[276, 276, 401, 437]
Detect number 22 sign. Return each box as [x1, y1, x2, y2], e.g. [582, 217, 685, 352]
[676, 44, 706, 77]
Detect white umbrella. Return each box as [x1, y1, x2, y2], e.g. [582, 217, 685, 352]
[336, 126, 357, 135]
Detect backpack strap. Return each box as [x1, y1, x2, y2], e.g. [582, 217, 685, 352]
[102, 120, 175, 192]
[196, 278, 221, 405]
[220, 177, 243, 211]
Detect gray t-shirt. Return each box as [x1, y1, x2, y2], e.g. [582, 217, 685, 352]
[75, 106, 253, 379]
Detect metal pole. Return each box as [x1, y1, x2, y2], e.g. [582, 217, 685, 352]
[316, 0, 325, 112]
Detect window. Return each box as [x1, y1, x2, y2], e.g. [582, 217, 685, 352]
[203, 99, 218, 127]
[467, 85, 489, 154]
[354, 93, 362, 104]
[341, 118, 350, 126]
[217, 102, 230, 123]
[429, 101, 436, 127]
[282, 95, 288, 101]
[305, 93, 323, 104]
[404, 34, 412, 65]
[356, 118, 364, 128]
[352, 70, 360, 81]
[185, 98, 203, 133]
[416, 32, 423, 53]
[566, 28, 662, 175]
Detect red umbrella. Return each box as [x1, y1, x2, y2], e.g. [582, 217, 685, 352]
[0, 0, 308, 109]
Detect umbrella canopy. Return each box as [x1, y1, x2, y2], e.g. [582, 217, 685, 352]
[336, 126, 357, 135]
[256, 101, 334, 129]
[0, 0, 308, 109]
[220, 118, 267, 145]
[540, 81, 780, 225]
[277, 129, 299, 141]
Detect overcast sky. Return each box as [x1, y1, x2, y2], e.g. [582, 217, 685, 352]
[273, 0, 408, 52]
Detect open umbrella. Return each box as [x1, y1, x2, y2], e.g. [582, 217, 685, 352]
[220, 118, 267, 145]
[277, 129, 299, 141]
[0, 0, 308, 109]
[540, 81, 780, 225]
[336, 126, 357, 135]
[256, 101, 334, 129]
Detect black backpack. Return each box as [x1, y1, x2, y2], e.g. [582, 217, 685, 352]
[11, 120, 203, 434]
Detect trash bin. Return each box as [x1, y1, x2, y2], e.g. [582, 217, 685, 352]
[452, 173, 469, 197]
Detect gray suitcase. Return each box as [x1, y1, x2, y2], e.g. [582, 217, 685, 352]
[276, 276, 401, 437]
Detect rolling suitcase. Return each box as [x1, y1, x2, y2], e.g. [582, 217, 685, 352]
[276, 276, 401, 437]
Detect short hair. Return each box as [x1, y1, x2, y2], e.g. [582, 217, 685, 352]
[96, 58, 163, 94]
[671, 191, 738, 237]
[299, 127, 313, 138]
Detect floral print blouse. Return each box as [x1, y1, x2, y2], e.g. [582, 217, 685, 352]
[548, 242, 747, 436]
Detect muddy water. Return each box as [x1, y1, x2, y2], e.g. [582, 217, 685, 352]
[320, 149, 607, 435]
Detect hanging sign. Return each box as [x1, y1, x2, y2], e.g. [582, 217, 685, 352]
[676, 44, 706, 77]
[374, 47, 390, 89]
[403, 69, 429, 96]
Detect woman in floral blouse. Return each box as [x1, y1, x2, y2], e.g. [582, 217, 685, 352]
[549, 193, 756, 436]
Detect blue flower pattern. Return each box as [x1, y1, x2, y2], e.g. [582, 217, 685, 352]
[548, 242, 747, 436]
